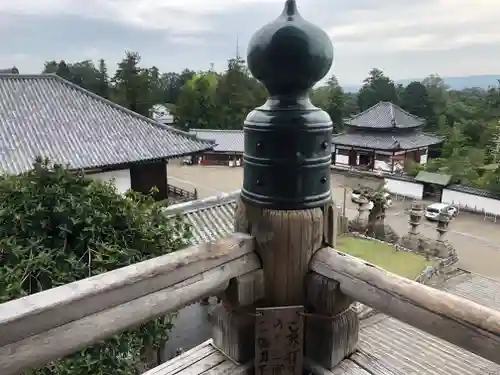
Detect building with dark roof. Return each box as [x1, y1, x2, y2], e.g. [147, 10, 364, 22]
[189, 129, 243, 166]
[0, 67, 19, 74]
[332, 102, 443, 173]
[0, 74, 213, 200]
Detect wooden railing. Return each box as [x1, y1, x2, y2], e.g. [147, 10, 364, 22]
[310, 247, 500, 365]
[0, 233, 258, 375]
[2, 233, 500, 374]
[167, 184, 197, 202]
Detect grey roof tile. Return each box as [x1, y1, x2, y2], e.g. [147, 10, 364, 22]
[0, 74, 213, 174]
[190, 129, 243, 153]
[332, 131, 442, 150]
[345, 102, 424, 129]
[447, 184, 500, 200]
[415, 171, 452, 186]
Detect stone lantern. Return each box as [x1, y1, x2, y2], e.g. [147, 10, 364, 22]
[436, 208, 451, 242]
[408, 202, 424, 236]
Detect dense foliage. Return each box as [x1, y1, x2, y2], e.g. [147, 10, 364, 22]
[0, 159, 192, 374]
[42, 53, 500, 193]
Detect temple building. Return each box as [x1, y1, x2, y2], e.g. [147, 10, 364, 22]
[332, 102, 443, 172]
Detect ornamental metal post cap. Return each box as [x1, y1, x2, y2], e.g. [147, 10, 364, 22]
[247, 0, 334, 96]
[241, 0, 334, 210]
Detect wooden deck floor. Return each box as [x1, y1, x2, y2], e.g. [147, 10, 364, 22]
[143, 340, 252, 375]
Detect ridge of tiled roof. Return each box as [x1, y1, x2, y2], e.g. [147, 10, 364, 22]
[190, 128, 244, 153]
[345, 102, 425, 129]
[331, 130, 442, 150]
[0, 74, 213, 174]
[191, 128, 243, 133]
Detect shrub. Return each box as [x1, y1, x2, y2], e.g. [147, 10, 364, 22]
[0, 158, 192, 374]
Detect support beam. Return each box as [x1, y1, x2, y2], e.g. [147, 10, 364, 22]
[212, 269, 265, 362]
[305, 273, 358, 369]
[310, 247, 500, 365]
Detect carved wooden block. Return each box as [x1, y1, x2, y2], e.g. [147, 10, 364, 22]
[212, 269, 265, 363]
[305, 272, 359, 369]
[212, 303, 255, 363]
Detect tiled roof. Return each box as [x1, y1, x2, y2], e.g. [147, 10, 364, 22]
[0, 74, 213, 174]
[332, 130, 442, 150]
[165, 195, 500, 375]
[345, 102, 424, 129]
[0, 67, 18, 74]
[164, 191, 238, 244]
[446, 184, 500, 200]
[190, 129, 244, 153]
[415, 171, 452, 186]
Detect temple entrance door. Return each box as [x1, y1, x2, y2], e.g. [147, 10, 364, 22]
[359, 153, 371, 167]
[348, 150, 357, 166]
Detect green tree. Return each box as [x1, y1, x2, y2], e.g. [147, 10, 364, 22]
[215, 56, 267, 129]
[96, 58, 110, 98]
[422, 74, 449, 130]
[401, 81, 433, 120]
[0, 158, 191, 374]
[311, 75, 345, 132]
[112, 52, 153, 117]
[357, 69, 399, 111]
[55, 60, 73, 81]
[174, 72, 219, 130]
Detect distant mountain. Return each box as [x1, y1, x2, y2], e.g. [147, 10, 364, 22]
[341, 74, 500, 93]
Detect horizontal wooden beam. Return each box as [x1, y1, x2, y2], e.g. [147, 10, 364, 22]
[164, 190, 240, 216]
[0, 233, 257, 374]
[310, 247, 500, 365]
[1, 252, 260, 375]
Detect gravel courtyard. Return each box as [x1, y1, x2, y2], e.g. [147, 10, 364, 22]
[168, 163, 500, 280]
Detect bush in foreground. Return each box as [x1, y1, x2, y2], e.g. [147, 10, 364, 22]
[0, 158, 192, 374]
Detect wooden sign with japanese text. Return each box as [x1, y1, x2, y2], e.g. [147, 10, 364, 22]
[255, 305, 304, 375]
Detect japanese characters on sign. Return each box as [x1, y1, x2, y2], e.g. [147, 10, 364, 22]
[255, 305, 304, 375]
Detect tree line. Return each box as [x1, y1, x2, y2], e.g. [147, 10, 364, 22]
[44, 53, 500, 193]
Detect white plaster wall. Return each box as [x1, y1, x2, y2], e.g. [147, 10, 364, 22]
[335, 154, 349, 164]
[420, 154, 428, 165]
[87, 169, 131, 194]
[384, 178, 423, 199]
[442, 189, 500, 216]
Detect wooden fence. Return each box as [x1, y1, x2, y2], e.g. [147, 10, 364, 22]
[167, 184, 198, 202]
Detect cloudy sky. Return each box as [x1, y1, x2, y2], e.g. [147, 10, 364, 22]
[1, 0, 500, 85]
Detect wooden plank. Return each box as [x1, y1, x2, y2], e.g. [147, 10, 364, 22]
[0, 253, 261, 375]
[255, 306, 304, 375]
[175, 352, 226, 374]
[142, 340, 216, 375]
[310, 247, 500, 365]
[0, 232, 254, 347]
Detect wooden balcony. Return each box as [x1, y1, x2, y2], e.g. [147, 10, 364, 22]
[2, 228, 500, 374]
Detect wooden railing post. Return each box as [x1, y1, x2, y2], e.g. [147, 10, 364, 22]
[212, 1, 358, 372]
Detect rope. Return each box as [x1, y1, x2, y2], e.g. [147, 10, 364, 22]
[221, 301, 353, 320]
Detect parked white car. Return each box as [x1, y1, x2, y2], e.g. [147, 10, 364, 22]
[351, 190, 392, 210]
[424, 203, 458, 221]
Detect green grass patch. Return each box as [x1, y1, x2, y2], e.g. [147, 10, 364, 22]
[336, 236, 434, 279]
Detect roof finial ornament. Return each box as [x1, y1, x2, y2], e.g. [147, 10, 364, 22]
[241, 0, 335, 209]
[283, 0, 298, 17]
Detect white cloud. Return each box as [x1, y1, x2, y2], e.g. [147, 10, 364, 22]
[0, 0, 285, 33]
[328, 0, 500, 52]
